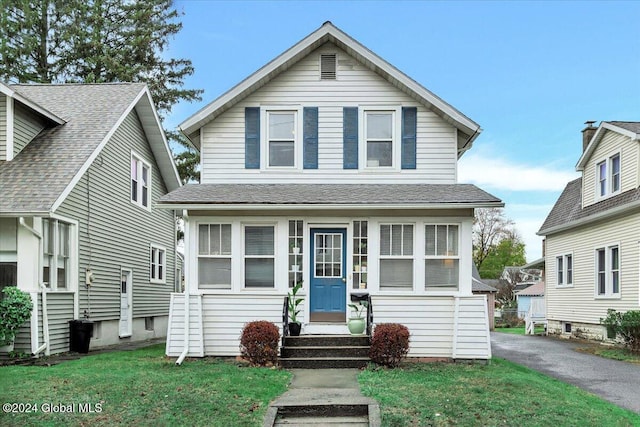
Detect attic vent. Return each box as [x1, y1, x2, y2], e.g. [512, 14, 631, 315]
[320, 53, 336, 80]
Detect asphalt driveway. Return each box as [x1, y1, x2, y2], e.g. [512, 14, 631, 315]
[491, 332, 640, 414]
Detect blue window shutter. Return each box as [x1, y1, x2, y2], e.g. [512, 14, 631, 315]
[343, 107, 358, 169]
[245, 107, 260, 169]
[401, 107, 417, 169]
[303, 107, 318, 169]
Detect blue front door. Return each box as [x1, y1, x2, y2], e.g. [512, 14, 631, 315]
[310, 228, 347, 322]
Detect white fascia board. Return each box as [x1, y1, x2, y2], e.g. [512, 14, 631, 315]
[136, 88, 182, 192]
[179, 22, 480, 142]
[155, 201, 504, 211]
[50, 88, 147, 213]
[537, 199, 640, 236]
[0, 82, 65, 125]
[576, 122, 639, 171]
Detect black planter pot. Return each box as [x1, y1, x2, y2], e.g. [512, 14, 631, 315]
[289, 322, 301, 336]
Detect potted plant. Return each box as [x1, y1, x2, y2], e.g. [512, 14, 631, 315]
[287, 281, 304, 336]
[0, 286, 34, 353]
[347, 300, 368, 335]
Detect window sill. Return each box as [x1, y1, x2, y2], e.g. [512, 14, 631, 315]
[150, 279, 166, 285]
[556, 284, 574, 289]
[131, 201, 151, 212]
[594, 295, 621, 300]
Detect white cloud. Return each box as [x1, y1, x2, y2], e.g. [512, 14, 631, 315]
[459, 152, 579, 191]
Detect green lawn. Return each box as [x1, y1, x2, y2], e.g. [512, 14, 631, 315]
[359, 359, 640, 427]
[0, 344, 291, 427]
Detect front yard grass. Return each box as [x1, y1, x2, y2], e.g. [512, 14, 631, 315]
[0, 344, 291, 427]
[495, 326, 546, 335]
[577, 345, 640, 364]
[359, 358, 640, 427]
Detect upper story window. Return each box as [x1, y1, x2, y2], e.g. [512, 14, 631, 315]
[131, 153, 151, 209]
[150, 244, 166, 284]
[43, 218, 71, 290]
[365, 111, 395, 168]
[267, 111, 297, 168]
[556, 254, 573, 286]
[596, 153, 621, 199]
[596, 245, 619, 297]
[425, 224, 459, 290]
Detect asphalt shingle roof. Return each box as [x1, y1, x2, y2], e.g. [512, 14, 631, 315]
[538, 177, 640, 234]
[158, 183, 502, 206]
[608, 121, 640, 134]
[0, 83, 145, 214]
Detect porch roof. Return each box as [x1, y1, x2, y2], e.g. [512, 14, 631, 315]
[157, 183, 503, 210]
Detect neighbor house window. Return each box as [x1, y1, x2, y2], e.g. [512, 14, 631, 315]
[131, 153, 151, 209]
[365, 111, 394, 167]
[596, 245, 620, 297]
[556, 254, 573, 286]
[0, 218, 18, 291]
[596, 153, 621, 198]
[267, 111, 296, 167]
[379, 224, 413, 290]
[244, 225, 275, 288]
[150, 245, 166, 283]
[425, 224, 459, 290]
[42, 218, 71, 289]
[198, 224, 232, 289]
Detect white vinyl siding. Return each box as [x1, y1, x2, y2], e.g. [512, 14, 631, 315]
[55, 110, 175, 321]
[200, 43, 458, 184]
[582, 129, 639, 207]
[545, 212, 640, 325]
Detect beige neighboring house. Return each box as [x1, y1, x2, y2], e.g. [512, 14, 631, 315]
[538, 121, 640, 340]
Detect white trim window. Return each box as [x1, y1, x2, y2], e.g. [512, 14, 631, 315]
[131, 153, 151, 209]
[596, 153, 621, 198]
[267, 111, 297, 168]
[364, 110, 395, 168]
[198, 224, 232, 290]
[244, 225, 275, 288]
[556, 254, 573, 286]
[42, 218, 71, 290]
[379, 224, 413, 290]
[596, 245, 620, 297]
[150, 245, 166, 284]
[425, 224, 459, 290]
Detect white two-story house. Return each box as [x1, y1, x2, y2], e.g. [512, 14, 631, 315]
[161, 22, 502, 360]
[539, 121, 640, 340]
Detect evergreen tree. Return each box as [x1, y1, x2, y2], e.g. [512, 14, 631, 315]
[0, 0, 201, 182]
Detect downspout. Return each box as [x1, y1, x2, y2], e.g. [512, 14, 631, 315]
[18, 218, 49, 356]
[176, 211, 190, 365]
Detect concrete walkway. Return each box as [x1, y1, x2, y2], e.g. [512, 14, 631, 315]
[264, 369, 380, 426]
[492, 332, 640, 413]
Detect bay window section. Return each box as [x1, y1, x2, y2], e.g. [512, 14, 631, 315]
[425, 224, 459, 290]
[42, 218, 71, 290]
[244, 226, 275, 288]
[198, 224, 232, 289]
[379, 224, 413, 290]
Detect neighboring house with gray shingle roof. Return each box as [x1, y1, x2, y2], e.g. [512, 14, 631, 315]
[0, 82, 180, 356]
[159, 22, 503, 363]
[471, 264, 497, 330]
[538, 120, 640, 341]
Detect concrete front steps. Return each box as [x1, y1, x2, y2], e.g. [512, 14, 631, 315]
[279, 335, 370, 369]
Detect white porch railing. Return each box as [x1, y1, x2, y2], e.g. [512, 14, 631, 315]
[525, 297, 546, 335]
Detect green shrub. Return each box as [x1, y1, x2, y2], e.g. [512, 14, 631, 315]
[369, 323, 410, 368]
[239, 320, 280, 366]
[601, 309, 640, 353]
[0, 287, 33, 346]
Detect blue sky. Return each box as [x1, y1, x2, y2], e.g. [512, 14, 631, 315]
[166, 1, 639, 261]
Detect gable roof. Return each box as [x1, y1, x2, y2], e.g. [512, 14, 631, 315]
[157, 183, 503, 210]
[472, 264, 498, 293]
[577, 121, 640, 171]
[0, 82, 66, 125]
[179, 21, 481, 155]
[516, 281, 544, 296]
[0, 83, 181, 216]
[538, 177, 640, 236]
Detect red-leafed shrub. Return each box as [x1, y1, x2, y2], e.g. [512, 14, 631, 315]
[369, 323, 410, 368]
[239, 321, 280, 366]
